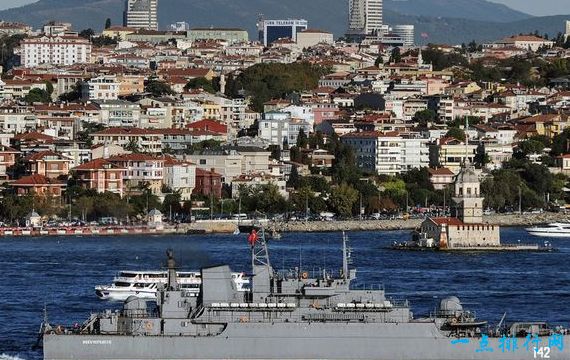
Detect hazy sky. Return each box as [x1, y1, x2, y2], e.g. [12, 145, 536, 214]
[0, 0, 567, 16]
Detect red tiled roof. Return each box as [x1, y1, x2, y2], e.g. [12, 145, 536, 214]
[342, 131, 399, 138]
[12, 174, 66, 186]
[439, 137, 463, 145]
[73, 158, 124, 171]
[196, 168, 221, 177]
[107, 153, 163, 162]
[502, 35, 550, 43]
[186, 119, 227, 134]
[0, 145, 19, 153]
[428, 167, 454, 176]
[93, 127, 154, 136]
[25, 150, 70, 162]
[13, 132, 55, 142]
[429, 217, 464, 226]
[159, 68, 212, 78]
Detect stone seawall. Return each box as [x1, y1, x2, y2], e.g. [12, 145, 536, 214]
[181, 213, 570, 234]
[274, 213, 570, 233]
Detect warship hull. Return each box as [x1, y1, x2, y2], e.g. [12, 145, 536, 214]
[44, 322, 569, 360]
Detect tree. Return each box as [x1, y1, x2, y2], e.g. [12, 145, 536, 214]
[76, 121, 105, 147]
[91, 36, 118, 47]
[287, 165, 301, 189]
[124, 138, 141, 153]
[59, 82, 82, 102]
[516, 139, 545, 158]
[467, 40, 479, 53]
[225, 62, 331, 112]
[184, 77, 216, 93]
[79, 28, 95, 39]
[413, 109, 437, 127]
[374, 55, 383, 67]
[23, 88, 51, 104]
[0, 34, 26, 70]
[474, 145, 491, 168]
[422, 47, 468, 71]
[308, 131, 325, 149]
[75, 196, 95, 221]
[44, 81, 54, 97]
[145, 79, 175, 97]
[382, 178, 408, 209]
[445, 127, 466, 142]
[328, 183, 359, 217]
[551, 129, 570, 156]
[162, 192, 182, 218]
[105, 18, 112, 29]
[389, 47, 402, 63]
[296, 128, 308, 148]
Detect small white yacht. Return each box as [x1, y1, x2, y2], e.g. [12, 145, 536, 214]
[526, 222, 570, 237]
[95, 270, 249, 301]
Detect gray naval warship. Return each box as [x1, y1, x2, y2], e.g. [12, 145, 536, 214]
[42, 231, 569, 360]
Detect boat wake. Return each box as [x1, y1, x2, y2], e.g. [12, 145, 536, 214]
[0, 354, 26, 360]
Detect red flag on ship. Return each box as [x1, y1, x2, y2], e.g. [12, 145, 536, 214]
[248, 229, 258, 246]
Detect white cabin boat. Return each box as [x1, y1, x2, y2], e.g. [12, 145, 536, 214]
[95, 270, 249, 301]
[527, 222, 570, 238]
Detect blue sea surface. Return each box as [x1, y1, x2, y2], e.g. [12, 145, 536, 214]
[0, 227, 569, 359]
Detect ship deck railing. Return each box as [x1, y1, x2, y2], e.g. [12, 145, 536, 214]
[350, 283, 386, 291]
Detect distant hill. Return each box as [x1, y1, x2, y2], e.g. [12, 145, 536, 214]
[384, 0, 531, 23]
[0, 0, 568, 44]
[383, 11, 570, 44]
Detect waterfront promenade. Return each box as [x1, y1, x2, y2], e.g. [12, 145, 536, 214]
[185, 212, 569, 234]
[0, 212, 567, 237]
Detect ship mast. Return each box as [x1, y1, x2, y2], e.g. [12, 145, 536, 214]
[342, 231, 352, 280]
[251, 227, 271, 275]
[166, 249, 177, 290]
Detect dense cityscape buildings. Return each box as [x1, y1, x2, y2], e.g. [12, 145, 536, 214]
[0, 1, 567, 225]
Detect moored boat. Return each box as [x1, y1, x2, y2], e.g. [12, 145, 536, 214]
[95, 270, 249, 301]
[527, 223, 570, 238]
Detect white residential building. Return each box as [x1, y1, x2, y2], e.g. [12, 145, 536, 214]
[296, 29, 334, 48]
[81, 76, 119, 101]
[0, 79, 5, 101]
[400, 135, 430, 171]
[91, 127, 162, 154]
[95, 100, 142, 127]
[281, 105, 315, 127]
[342, 131, 428, 175]
[163, 158, 196, 200]
[258, 111, 312, 148]
[20, 34, 91, 67]
[485, 35, 554, 52]
[0, 108, 38, 133]
[185, 151, 243, 183]
[231, 173, 288, 199]
[107, 153, 164, 194]
[438, 98, 455, 123]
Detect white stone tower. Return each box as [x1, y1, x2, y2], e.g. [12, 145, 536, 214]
[452, 164, 483, 224]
